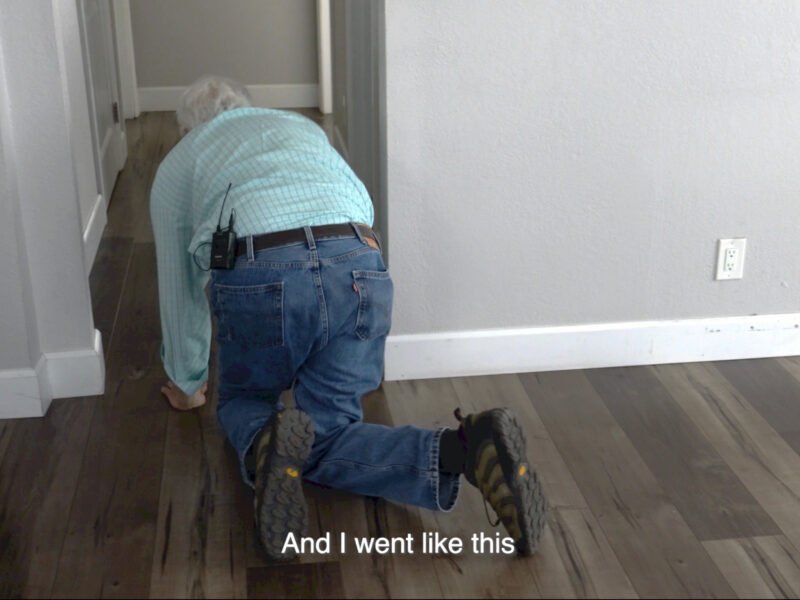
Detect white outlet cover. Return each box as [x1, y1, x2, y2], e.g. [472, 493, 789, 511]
[716, 238, 747, 280]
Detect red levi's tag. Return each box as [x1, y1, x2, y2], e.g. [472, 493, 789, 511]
[353, 282, 359, 292]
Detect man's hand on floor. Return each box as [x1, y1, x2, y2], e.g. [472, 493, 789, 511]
[161, 380, 207, 411]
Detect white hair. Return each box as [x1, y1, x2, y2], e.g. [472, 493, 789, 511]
[176, 75, 252, 134]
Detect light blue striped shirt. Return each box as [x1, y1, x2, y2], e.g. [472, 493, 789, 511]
[150, 107, 373, 395]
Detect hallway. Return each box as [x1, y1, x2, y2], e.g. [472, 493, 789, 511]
[3, 111, 800, 598]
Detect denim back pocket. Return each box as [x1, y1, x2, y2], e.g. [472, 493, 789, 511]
[353, 270, 393, 340]
[211, 281, 284, 349]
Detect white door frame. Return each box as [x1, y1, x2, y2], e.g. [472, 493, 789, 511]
[0, 0, 105, 417]
[111, 0, 139, 119]
[317, 0, 333, 114]
[77, 0, 127, 202]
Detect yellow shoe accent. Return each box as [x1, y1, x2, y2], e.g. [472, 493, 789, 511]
[519, 465, 527, 476]
[286, 467, 299, 478]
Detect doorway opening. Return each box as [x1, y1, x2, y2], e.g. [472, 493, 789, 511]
[78, 0, 387, 266]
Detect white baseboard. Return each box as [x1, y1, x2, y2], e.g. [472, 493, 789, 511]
[384, 313, 800, 381]
[0, 362, 48, 418]
[43, 329, 105, 399]
[83, 193, 106, 272]
[114, 129, 128, 174]
[0, 330, 105, 419]
[138, 83, 320, 112]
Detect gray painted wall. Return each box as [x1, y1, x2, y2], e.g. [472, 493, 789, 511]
[130, 0, 318, 87]
[0, 0, 103, 416]
[331, 0, 348, 145]
[0, 105, 33, 371]
[72, 0, 104, 232]
[0, 0, 96, 354]
[385, 0, 800, 335]
[330, 0, 387, 258]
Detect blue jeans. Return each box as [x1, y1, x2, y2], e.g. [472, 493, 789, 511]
[209, 225, 460, 512]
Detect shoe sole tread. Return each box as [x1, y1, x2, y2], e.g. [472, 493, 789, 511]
[255, 408, 314, 561]
[487, 408, 548, 556]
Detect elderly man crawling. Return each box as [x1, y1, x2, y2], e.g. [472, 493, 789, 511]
[151, 75, 546, 560]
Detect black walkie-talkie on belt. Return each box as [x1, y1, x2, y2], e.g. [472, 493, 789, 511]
[210, 183, 237, 269]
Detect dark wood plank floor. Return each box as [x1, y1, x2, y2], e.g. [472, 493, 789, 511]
[3, 110, 800, 598]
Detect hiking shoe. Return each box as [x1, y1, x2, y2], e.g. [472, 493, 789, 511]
[253, 407, 315, 561]
[455, 407, 547, 556]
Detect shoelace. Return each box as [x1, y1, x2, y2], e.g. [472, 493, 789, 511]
[483, 497, 501, 527]
[454, 407, 501, 528]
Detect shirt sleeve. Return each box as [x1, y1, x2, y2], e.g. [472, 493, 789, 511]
[150, 152, 211, 396]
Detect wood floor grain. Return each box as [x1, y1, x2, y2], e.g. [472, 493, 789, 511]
[149, 409, 248, 599]
[714, 358, 800, 456]
[104, 112, 166, 241]
[652, 363, 800, 567]
[52, 234, 168, 594]
[246, 561, 345, 599]
[383, 379, 534, 599]
[5, 110, 800, 599]
[450, 374, 637, 599]
[0, 398, 95, 598]
[585, 365, 780, 541]
[519, 370, 735, 598]
[703, 535, 800, 599]
[89, 236, 134, 357]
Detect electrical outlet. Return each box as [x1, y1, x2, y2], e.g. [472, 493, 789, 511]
[716, 238, 746, 280]
[724, 248, 737, 271]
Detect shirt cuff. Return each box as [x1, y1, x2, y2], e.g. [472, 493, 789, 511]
[181, 378, 208, 397]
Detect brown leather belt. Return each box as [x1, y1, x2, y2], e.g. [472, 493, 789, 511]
[236, 223, 378, 257]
